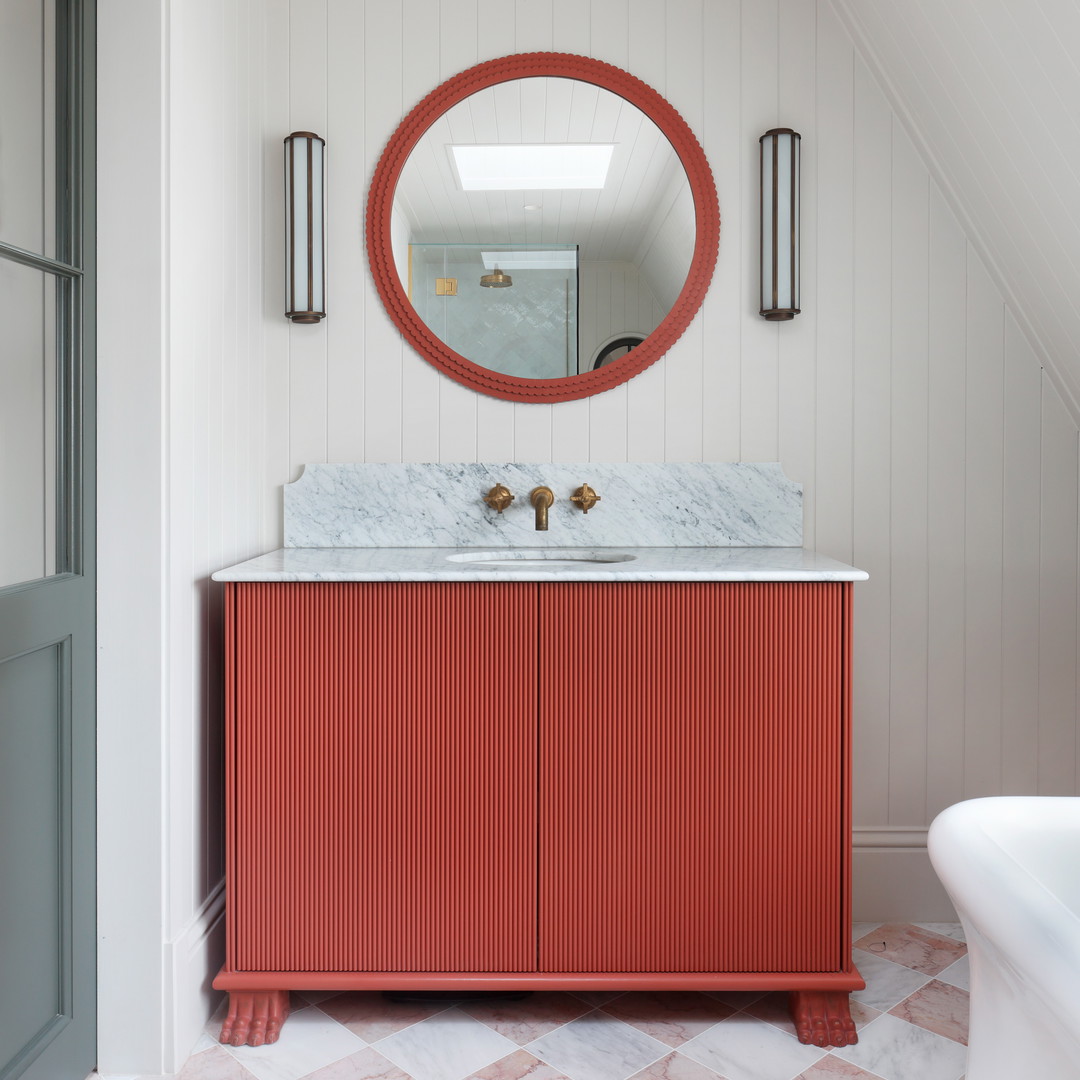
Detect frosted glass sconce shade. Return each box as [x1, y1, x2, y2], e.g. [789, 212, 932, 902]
[285, 131, 326, 323]
[759, 128, 800, 321]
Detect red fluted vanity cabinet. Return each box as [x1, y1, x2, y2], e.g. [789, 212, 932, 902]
[214, 580, 862, 1047]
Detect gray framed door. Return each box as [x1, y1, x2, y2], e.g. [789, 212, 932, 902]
[0, 2, 96, 1079]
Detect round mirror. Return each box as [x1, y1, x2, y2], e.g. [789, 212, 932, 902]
[367, 53, 719, 404]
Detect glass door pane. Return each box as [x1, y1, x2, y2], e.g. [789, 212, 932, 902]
[0, 0, 57, 259]
[0, 258, 59, 587]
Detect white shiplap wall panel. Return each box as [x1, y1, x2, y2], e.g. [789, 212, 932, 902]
[553, 0, 590, 51]
[1039, 378, 1078, 796]
[515, 0, 554, 51]
[262, 0, 292, 536]
[962, 250, 1005, 800]
[700, 0, 741, 465]
[1001, 312, 1042, 795]
[552, 399, 591, 462]
[513, 402, 553, 462]
[777, 0, 817, 548]
[738, 0, 779, 464]
[363, 1, 405, 463]
[288, 2, 330, 472]
[812, 0, 853, 566]
[327, 0, 370, 464]
[850, 55, 892, 828]
[924, 186, 967, 822]
[175, 0, 1080, 927]
[887, 121, 929, 825]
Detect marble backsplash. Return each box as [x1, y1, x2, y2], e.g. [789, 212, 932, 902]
[284, 463, 802, 549]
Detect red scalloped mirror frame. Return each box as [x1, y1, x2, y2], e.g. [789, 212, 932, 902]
[366, 52, 720, 404]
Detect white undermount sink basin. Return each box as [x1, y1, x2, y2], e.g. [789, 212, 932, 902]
[447, 549, 638, 568]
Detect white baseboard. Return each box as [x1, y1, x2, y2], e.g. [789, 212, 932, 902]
[851, 826, 957, 922]
[162, 881, 226, 1073]
[853, 825, 929, 850]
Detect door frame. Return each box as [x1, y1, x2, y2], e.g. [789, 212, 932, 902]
[95, 1, 171, 1073]
[0, 2, 96, 1078]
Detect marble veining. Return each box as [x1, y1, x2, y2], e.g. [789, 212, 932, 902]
[678, 1012, 827, 1080]
[849, 951, 931, 1013]
[832, 1013, 967, 1080]
[373, 1010, 518, 1080]
[283, 462, 802, 549]
[525, 1012, 671, 1080]
[852, 924, 966, 977]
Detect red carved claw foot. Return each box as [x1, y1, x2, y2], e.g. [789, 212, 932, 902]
[789, 989, 858, 1047]
[219, 989, 291, 1047]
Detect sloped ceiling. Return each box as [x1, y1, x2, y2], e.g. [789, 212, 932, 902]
[833, 0, 1080, 420]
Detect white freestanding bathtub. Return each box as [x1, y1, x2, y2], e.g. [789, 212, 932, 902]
[928, 797, 1080, 1080]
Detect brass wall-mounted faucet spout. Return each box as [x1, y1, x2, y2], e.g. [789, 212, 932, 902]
[530, 486, 555, 531]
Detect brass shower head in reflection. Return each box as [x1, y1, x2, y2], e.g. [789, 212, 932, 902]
[479, 265, 513, 288]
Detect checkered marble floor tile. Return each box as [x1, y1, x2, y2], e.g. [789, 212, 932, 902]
[125, 924, 969, 1080]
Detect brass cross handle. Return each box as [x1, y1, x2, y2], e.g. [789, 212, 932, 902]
[483, 484, 515, 514]
[570, 484, 601, 513]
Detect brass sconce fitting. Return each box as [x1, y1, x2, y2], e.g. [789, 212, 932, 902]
[759, 127, 801, 321]
[284, 131, 327, 323]
[570, 484, 601, 513]
[483, 484, 515, 514]
[530, 487, 555, 531]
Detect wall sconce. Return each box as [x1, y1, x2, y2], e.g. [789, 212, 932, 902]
[759, 128, 800, 321]
[284, 131, 326, 323]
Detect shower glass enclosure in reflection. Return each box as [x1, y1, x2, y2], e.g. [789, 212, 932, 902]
[408, 243, 579, 378]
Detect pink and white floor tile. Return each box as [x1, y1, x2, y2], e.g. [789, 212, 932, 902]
[121, 924, 971, 1080]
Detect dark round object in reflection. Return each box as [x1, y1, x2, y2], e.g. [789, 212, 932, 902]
[592, 334, 646, 370]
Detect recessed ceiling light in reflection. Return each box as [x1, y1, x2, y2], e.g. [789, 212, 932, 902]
[451, 144, 614, 190]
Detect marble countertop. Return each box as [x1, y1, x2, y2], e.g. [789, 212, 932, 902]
[212, 546, 868, 583]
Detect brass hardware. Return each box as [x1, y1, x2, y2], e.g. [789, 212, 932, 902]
[530, 486, 555, 531]
[284, 132, 327, 323]
[483, 484, 515, 514]
[435, 277, 457, 296]
[570, 483, 601, 514]
[759, 128, 801, 321]
[479, 265, 513, 289]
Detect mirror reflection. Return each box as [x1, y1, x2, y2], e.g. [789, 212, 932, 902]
[391, 78, 695, 380]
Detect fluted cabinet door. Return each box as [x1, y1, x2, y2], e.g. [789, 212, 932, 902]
[227, 582, 538, 973]
[538, 582, 849, 973]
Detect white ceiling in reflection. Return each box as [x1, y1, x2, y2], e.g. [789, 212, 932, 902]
[394, 77, 691, 265]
